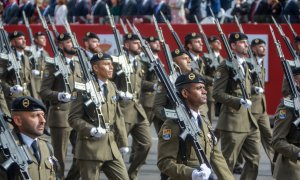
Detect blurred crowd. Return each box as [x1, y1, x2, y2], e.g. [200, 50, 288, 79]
[0, 0, 299, 25]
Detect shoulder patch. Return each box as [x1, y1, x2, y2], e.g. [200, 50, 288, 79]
[43, 70, 50, 78]
[162, 129, 172, 140]
[215, 71, 221, 79]
[278, 109, 287, 119]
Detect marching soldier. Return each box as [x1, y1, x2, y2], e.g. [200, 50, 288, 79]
[83, 31, 101, 59]
[68, 53, 129, 180]
[157, 72, 234, 180]
[0, 31, 38, 108]
[39, 32, 81, 179]
[31, 31, 50, 97]
[0, 96, 58, 179]
[203, 35, 224, 121]
[213, 32, 261, 179]
[112, 33, 153, 180]
[272, 67, 300, 179]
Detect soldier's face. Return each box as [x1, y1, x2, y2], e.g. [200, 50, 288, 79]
[61, 39, 76, 55]
[13, 111, 46, 139]
[210, 40, 222, 51]
[149, 40, 161, 53]
[93, 60, 114, 80]
[12, 36, 26, 50]
[85, 38, 101, 54]
[232, 40, 248, 56]
[188, 38, 203, 53]
[125, 40, 142, 55]
[182, 83, 207, 107]
[174, 54, 191, 73]
[252, 44, 266, 57]
[34, 35, 47, 47]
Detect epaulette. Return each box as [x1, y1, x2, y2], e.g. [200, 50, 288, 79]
[38, 136, 50, 142]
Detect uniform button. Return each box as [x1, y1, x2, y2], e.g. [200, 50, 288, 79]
[57, 107, 60, 110]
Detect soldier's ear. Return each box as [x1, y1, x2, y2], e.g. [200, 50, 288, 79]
[181, 89, 189, 99]
[12, 115, 22, 127]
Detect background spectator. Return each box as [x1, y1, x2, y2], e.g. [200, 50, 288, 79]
[73, 0, 91, 23]
[169, 0, 187, 23]
[231, 0, 250, 23]
[184, 0, 201, 22]
[249, 0, 269, 23]
[281, 0, 300, 23]
[54, 0, 67, 24]
[2, 0, 19, 24]
[153, 0, 172, 23]
[266, 0, 282, 22]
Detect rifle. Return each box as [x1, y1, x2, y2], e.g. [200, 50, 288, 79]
[210, 8, 249, 101]
[131, 24, 212, 169]
[270, 25, 300, 127]
[62, 19, 107, 129]
[37, 7, 72, 93]
[153, 15, 178, 83]
[0, 23, 22, 86]
[0, 115, 32, 180]
[48, 15, 59, 37]
[23, 11, 39, 70]
[194, 15, 219, 71]
[234, 15, 264, 88]
[120, 18, 128, 34]
[106, 4, 133, 94]
[272, 16, 300, 68]
[284, 16, 297, 39]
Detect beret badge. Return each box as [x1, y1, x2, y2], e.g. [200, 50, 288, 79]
[188, 73, 195, 80]
[22, 99, 30, 108]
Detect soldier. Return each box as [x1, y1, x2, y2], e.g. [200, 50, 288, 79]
[83, 31, 101, 59]
[213, 32, 261, 179]
[112, 33, 153, 180]
[39, 32, 81, 179]
[0, 96, 58, 179]
[157, 72, 234, 180]
[68, 53, 129, 179]
[272, 67, 300, 179]
[172, 48, 192, 74]
[0, 31, 38, 108]
[31, 31, 50, 97]
[203, 35, 224, 122]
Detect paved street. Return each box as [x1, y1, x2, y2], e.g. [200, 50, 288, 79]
[64, 121, 274, 180]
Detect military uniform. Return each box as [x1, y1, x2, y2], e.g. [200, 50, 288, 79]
[157, 73, 233, 180]
[112, 33, 153, 180]
[39, 46, 82, 178]
[68, 79, 129, 180]
[272, 100, 300, 180]
[0, 84, 10, 116]
[212, 33, 261, 179]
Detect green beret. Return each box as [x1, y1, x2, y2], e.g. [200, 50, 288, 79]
[123, 33, 139, 42]
[295, 35, 300, 43]
[146, 36, 159, 43]
[184, 32, 201, 45]
[11, 96, 46, 112]
[90, 53, 112, 64]
[207, 35, 219, 43]
[229, 32, 248, 44]
[171, 48, 188, 58]
[175, 72, 206, 87]
[83, 32, 100, 41]
[9, 31, 25, 40]
[251, 38, 265, 47]
[57, 32, 71, 42]
[34, 31, 45, 38]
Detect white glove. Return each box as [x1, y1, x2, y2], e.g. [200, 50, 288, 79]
[240, 98, 252, 108]
[254, 86, 264, 94]
[32, 69, 40, 76]
[90, 127, 106, 138]
[119, 147, 129, 156]
[192, 164, 211, 180]
[118, 91, 133, 100]
[58, 92, 72, 102]
[10, 85, 23, 94]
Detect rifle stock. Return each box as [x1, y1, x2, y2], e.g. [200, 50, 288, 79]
[270, 25, 300, 127]
[37, 7, 72, 93]
[132, 24, 212, 169]
[0, 115, 32, 180]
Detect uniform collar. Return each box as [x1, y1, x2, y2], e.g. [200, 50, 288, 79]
[20, 133, 37, 148]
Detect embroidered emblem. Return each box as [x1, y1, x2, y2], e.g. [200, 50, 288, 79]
[162, 129, 171, 140]
[255, 39, 259, 43]
[278, 109, 286, 119]
[175, 49, 180, 54]
[192, 32, 196, 37]
[150, 36, 154, 41]
[235, 33, 239, 39]
[98, 53, 103, 58]
[215, 71, 221, 79]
